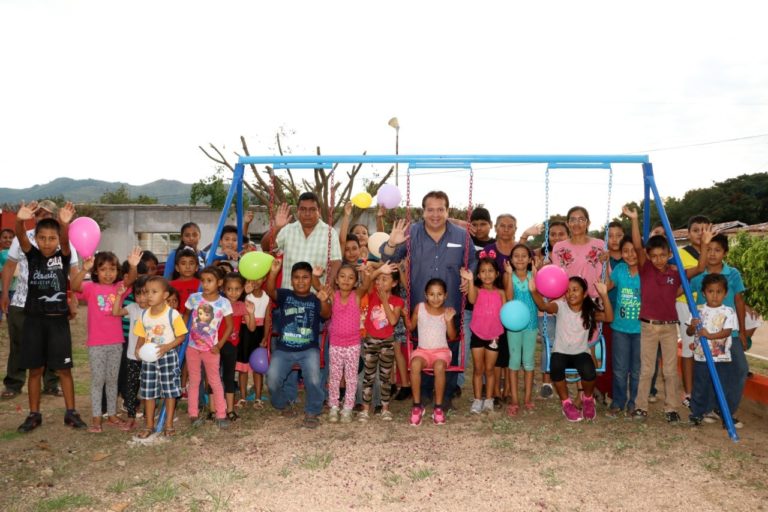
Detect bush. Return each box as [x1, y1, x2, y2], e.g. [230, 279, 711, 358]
[726, 232, 768, 317]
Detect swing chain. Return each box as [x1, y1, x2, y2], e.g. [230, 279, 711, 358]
[542, 165, 551, 372]
[326, 167, 335, 279]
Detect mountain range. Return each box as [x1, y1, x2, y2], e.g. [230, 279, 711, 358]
[0, 178, 193, 205]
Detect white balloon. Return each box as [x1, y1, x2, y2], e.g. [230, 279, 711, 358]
[367, 232, 390, 259]
[139, 343, 160, 363]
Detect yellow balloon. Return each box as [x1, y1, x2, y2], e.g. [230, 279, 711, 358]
[351, 192, 373, 209]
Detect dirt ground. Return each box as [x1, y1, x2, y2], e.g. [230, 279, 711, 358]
[1, 307, 767, 512]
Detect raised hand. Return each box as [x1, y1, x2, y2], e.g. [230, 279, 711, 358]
[378, 261, 398, 275]
[503, 260, 513, 275]
[270, 258, 282, 274]
[388, 219, 409, 246]
[344, 201, 352, 217]
[312, 265, 325, 278]
[459, 267, 473, 282]
[127, 246, 143, 267]
[16, 201, 37, 221]
[377, 285, 391, 302]
[521, 222, 544, 239]
[444, 307, 456, 322]
[116, 282, 127, 296]
[317, 285, 332, 302]
[58, 202, 76, 224]
[594, 281, 608, 297]
[243, 210, 255, 224]
[701, 224, 714, 246]
[82, 256, 95, 272]
[274, 203, 292, 229]
[621, 205, 638, 220]
[528, 274, 538, 293]
[245, 301, 255, 315]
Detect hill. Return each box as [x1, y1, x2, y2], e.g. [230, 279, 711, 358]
[0, 177, 192, 205]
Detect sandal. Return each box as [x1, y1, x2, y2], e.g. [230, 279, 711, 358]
[88, 424, 103, 433]
[280, 408, 298, 418]
[524, 402, 535, 411]
[136, 428, 153, 439]
[302, 415, 320, 429]
[227, 411, 239, 422]
[235, 399, 247, 409]
[105, 418, 132, 431]
[253, 399, 264, 410]
[507, 404, 519, 417]
[1, 389, 19, 399]
[163, 427, 176, 437]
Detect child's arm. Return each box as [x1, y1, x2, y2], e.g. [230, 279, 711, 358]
[244, 301, 257, 332]
[623, 206, 646, 267]
[135, 336, 147, 359]
[261, 305, 272, 347]
[459, 268, 478, 304]
[503, 260, 514, 300]
[444, 307, 458, 340]
[243, 210, 254, 238]
[264, 258, 281, 302]
[339, 201, 352, 247]
[688, 317, 732, 340]
[157, 333, 187, 357]
[686, 227, 714, 279]
[734, 292, 747, 348]
[57, 202, 75, 258]
[111, 283, 130, 317]
[14, 202, 35, 253]
[410, 302, 421, 330]
[593, 282, 614, 323]
[527, 270, 558, 314]
[70, 256, 94, 292]
[317, 285, 332, 319]
[211, 315, 233, 354]
[122, 247, 143, 288]
[376, 205, 386, 232]
[311, 265, 324, 292]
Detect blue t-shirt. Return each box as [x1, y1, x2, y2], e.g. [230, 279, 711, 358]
[512, 271, 538, 331]
[273, 289, 322, 352]
[690, 264, 745, 336]
[607, 256, 622, 306]
[610, 262, 641, 334]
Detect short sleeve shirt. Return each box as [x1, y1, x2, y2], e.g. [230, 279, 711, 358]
[23, 245, 70, 316]
[552, 238, 608, 298]
[217, 300, 246, 347]
[125, 302, 145, 360]
[610, 262, 641, 334]
[638, 260, 680, 322]
[364, 291, 404, 339]
[77, 281, 129, 345]
[687, 304, 736, 362]
[276, 221, 342, 289]
[273, 289, 322, 352]
[553, 299, 591, 355]
[185, 293, 233, 352]
[690, 264, 745, 335]
[134, 305, 188, 345]
[169, 278, 200, 315]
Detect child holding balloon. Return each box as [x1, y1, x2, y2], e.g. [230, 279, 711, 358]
[459, 250, 508, 415]
[528, 274, 613, 422]
[71, 248, 143, 433]
[239, 277, 271, 408]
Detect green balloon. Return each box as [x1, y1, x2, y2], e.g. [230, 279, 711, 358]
[240, 251, 274, 280]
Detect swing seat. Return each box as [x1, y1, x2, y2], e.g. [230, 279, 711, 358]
[405, 333, 465, 374]
[543, 332, 606, 383]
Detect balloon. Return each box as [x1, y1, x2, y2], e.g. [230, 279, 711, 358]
[351, 192, 373, 209]
[249, 347, 269, 374]
[138, 344, 160, 363]
[535, 264, 569, 299]
[500, 300, 530, 332]
[376, 184, 402, 209]
[68, 217, 101, 258]
[239, 251, 274, 281]
[367, 232, 390, 259]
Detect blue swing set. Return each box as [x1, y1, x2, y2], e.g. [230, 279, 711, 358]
[154, 153, 739, 442]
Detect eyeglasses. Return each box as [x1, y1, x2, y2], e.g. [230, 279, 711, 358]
[568, 217, 588, 224]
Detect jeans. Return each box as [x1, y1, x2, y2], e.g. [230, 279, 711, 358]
[691, 360, 737, 419]
[611, 330, 641, 411]
[267, 348, 324, 416]
[721, 337, 749, 416]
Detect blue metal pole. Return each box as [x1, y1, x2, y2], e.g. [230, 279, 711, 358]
[238, 154, 650, 167]
[155, 163, 245, 433]
[642, 165, 652, 242]
[643, 163, 738, 441]
[236, 176, 244, 252]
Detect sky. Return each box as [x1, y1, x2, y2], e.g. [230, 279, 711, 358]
[1, 0, 767, 232]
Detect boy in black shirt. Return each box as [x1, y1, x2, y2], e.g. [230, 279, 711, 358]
[15, 201, 87, 432]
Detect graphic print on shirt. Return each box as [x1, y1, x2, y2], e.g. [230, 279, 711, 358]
[618, 286, 640, 321]
[282, 295, 318, 349]
[190, 302, 221, 348]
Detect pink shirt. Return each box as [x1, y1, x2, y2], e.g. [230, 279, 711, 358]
[470, 288, 504, 340]
[329, 291, 362, 347]
[77, 281, 129, 346]
[552, 238, 608, 298]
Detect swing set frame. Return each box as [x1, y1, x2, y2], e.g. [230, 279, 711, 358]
[155, 153, 738, 442]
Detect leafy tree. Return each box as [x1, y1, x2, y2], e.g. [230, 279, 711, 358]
[40, 196, 110, 230]
[99, 185, 158, 205]
[726, 232, 768, 317]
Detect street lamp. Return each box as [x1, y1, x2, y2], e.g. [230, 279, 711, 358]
[388, 117, 400, 186]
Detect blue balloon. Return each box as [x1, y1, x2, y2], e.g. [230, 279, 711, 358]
[500, 300, 530, 332]
[249, 347, 269, 374]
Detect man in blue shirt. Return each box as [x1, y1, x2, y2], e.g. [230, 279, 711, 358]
[381, 191, 476, 408]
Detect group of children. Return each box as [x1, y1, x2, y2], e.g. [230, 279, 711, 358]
[7, 197, 759, 435]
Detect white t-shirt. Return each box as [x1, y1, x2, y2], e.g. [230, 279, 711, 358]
[125, 303, 145, 361]
[8, 228, 79, 308]
[245, 291, 270, 325]
[553, 299, 592, 355]
[687, 304, 737, 363]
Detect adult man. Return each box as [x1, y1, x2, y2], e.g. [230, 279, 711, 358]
[381, 191, 477, 409]
[1, 200, 79, 399]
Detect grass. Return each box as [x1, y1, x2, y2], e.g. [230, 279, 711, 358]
[409, 468, 434, 481]
[204, 488, 232, 512]
[539, 467, 563, 488]
[701, 449, 723, 472]
[35, 494, 96, 511]
[383, 473, 404, 487]
[0, 431, 22, 442]
[300, 452, 333, 470]
[137, 480, 178, 508]
[107, 477, 150, 494]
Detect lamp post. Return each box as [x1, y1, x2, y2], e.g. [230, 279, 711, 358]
[388, 117, 400, 186]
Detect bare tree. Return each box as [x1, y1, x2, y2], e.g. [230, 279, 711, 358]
[199, 132, 395, 225]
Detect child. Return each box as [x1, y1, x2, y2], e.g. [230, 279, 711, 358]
[605, 236, 641, 417]
[163, 222, 206, 279]
[71, 248, 142, 432]
[265, 259, 331, 428]
[184, 266, 233, 428]
[504, 245, 539, 415]
[15, 201, 88, 433]
[339, 201, 378, 262]
[359, 264, 404, 422]
[134, 276, 188, 437]
[169, 248, 201, 315]
[529, 274, 613, 422]
[208, 225, 241, 270]
[687, 274, 738, 427]
[239, 278, 272, 408]
[113, 275, 149, 428]
[408, 278, 457, 426]
[140, 251, 159, 276]
[460, 250, 506, 415]
[625, 206, 710, 422]
[689, 234, 747, 426]
[166, 286, 180, 310]
[219, 272, 256, 420]
[325, 263, 377, 423]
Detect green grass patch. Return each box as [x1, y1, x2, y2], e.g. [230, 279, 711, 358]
[300, 452, 333, 470]
[383, 473, 404, 487]
[137, 480, 178, 508]
[409, 468, 434, 481]
[539, 467, 563, 488]
[0, 431, 23, 442]
[35, 494, 96, 511]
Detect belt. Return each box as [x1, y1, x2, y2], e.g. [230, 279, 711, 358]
[640, 318, 679, 325]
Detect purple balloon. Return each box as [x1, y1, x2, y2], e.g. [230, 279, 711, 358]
[377, 184, 402, 209]
[249, 347, 269, 374]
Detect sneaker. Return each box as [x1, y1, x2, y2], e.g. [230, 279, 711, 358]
[328, 406, 340, 423]
[18, 412, 43, 433]
[409, 405, 425, 426]
[689, 415, 703, 426]
[340, 409, 353, 423]
[358, 411, 370, 423]
[632, 409, 648, 421]
[374, 405, 383, 415]
[493, 397, 503, 410]
[648, 394, 658, 403]
[64, 411, 87, 429]
[432, 407, 446, 425]
[702, 411, 720, 424]
[582, 396, 597, 421]
[216, 418, 230, 429]
[394, 386, 412, 401]
[731, 417, 744, 429]
[380, 410, 393, 421]
[470, 399, 483, 415]
[665, 411, 681, 423]
[561, 399, 582, 422]
[682, 395, 691, 409]
[482, 399, 494, 413]
[539, 383, 553, 399]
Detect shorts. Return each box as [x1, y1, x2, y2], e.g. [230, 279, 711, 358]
[20, 315, 73, 370]
[469, 332, 500, 352]
[410, 348, 452, 369]
[495, 331, 510, 368]
[140, 349, 181, 399]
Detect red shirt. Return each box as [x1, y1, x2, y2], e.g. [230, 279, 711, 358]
[364, 292, 404, 339]
[218, 300, 246, 347]
[170, 278, 200, 315]
[638, 260, 680, 322]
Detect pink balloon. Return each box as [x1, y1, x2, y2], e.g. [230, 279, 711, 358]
[377, 184, 402, 209]
[535, 264, 569, 299]
[69, 217, 101, 258]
